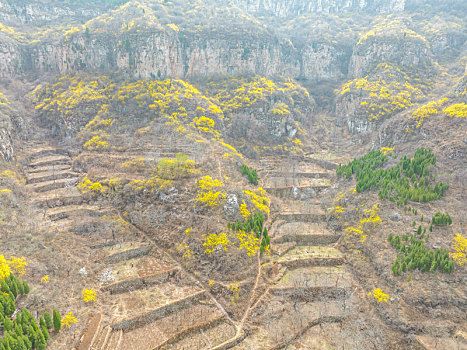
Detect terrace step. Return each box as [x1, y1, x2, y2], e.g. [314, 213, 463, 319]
[27, 170, 78, 184]
[91, 325, 111, 350]
[100, 246, 152, 264]
[163, 321, 237, 350]
[270, 286, 348, 302]
[47, 204, 108, 221]
[265, 185, 330, 199]
[266, 171, 332, 179]
[102, 330, 122, 350]
[275, 266, 349, 288]
[27, 177, 79, 193]
[277, 212, 326, 223]
[27, 163, 72, 174]
[273, 246, 344, 270]
[28, 148, 69, 159]
[112, 291, 207, 331]
[77, 313, 102, 350]
[156, 312, 226, 350]
[101, 267, 179, 295]
[119, 303, 225, 350]
[31, 187, 83, 208]
[272, 242, 297, 257]
[273, 232, 339, 246]
[28, 155, 71, 168]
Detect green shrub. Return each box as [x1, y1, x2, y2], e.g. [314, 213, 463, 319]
[241, 164, 258, 185]
[389, 234, 455, 275]
[337, 148, 449, 205]
[431, 212, 452, 226]
[53, 309, 61, 333]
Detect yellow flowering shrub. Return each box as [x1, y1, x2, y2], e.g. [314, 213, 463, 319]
[270, 102, 290, 116]
[410, 98, 447, 127]
[121, 158, 147, 171]
[0, 255, 12, 280]
[343, 204, 381, 243]
[380, 147, 394, 155]
[368, 288, 389, 302]
[239, 200, 251, 220]
[177, 243, 193, 259]
[235, 230, 261, 257]
[340, 63, 426, 121]
[202, 232, 231, 254]
[83, 135, 108, 150]
[0, 92, 9, 105]
[328, 206, 346, 217]
[129, 176, 173, 193]
[7, 257, 28, 276]
[167, 23, 180, 32]
[451, 233, 467, 266]
[243, 187, 270, 215]
[41, 275, 50, 284]
[61, 312, 78, 327]
[196, 175, 226, 207]
[157, 153, 196, 179]
[443, 103, 467, 118]
[82, 289, 97, 303]
[78, 177, 106, 194]
[229, 283, 241, 304]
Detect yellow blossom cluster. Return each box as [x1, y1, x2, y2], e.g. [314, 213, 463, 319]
[195, 175, 226, 208]
[229, 283, 241, 304]
[82, 289, 97, 303]
[77, 177, 106, 194]
[202, 232, 231, 254]
[410, 98, 448, 127]
[83, 135, 109, 150]
[368, 288, 389, 302]
[443, 103, 467, 118]
[340, 68, 424, 121]
[344, 204, 381, 243]
[380, 147, 394, 155]
[157, 153, 197, 179]
[451, 233, 467, 266]
[0, 256, 28, 279]
[0, 92, 9, 105]
[61, 312, 78, 328]
[243, 187, 270, 215]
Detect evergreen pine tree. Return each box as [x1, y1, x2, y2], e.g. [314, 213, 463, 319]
[44, 312, 52, 330]
[27, 325, 36, 346]
[3, 317, 12, 331]
[17, 281, 24, 296]
[41, 324, 50, 341]
[22, 282, 29, 295]
[53, 309, 61, 333]
[35, 330, 46, 350]
[39, 317, 46, 330]
[10, 282, 17, 299]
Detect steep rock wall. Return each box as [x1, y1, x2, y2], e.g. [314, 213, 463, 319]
[0, 0, 115, 26]
[229, 0, 405, 17]
[11, 30, 348, 81]
[349, 35, 431, 78]
[0, 34, 21, 79]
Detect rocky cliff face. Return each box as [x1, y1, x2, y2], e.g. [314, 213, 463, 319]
[0, 34, 21, 79]
[348, 35, 431, 78]
[230, 0, 406, 17]
[0, 0, 115, 26]
[3, 27, 350, 82]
